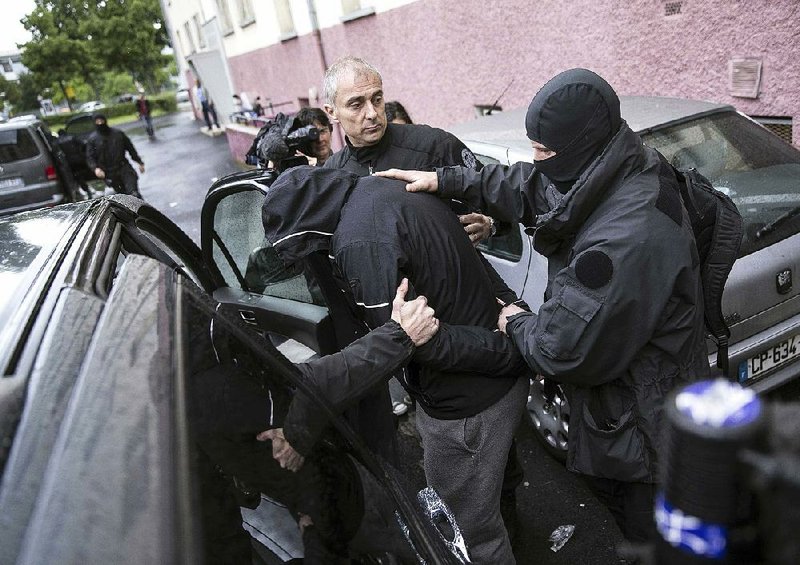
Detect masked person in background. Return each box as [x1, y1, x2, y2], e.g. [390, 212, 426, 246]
[377, 68, 709, 543]
[86, 113, 145, 198]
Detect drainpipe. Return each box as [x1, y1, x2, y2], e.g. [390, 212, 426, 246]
[306, 0, 344, 146]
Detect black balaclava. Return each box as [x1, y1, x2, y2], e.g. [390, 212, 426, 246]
[525, 68, 621, 192]
[93, 113, 110, 135]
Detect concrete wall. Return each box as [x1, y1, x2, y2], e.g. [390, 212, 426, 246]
[225, 0, 800, 146]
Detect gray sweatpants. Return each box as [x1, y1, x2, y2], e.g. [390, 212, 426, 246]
[415, 377, 528, 565]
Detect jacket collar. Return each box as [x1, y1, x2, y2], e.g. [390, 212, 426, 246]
[346, 124, 394, 165]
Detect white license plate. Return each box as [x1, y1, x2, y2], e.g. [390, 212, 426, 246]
[739, 334, 800, 382]
[0, 177, 23, 189]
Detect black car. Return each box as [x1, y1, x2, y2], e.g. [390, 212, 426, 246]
[56, 113, 98, 187]
[0, 195, 465, 564]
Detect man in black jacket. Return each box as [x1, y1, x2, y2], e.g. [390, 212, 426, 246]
[262, 167, 529, 564]
[322, 56, 499, 245]
[86, 113, 145, 198]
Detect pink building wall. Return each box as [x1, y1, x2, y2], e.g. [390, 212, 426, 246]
[228, 0, 800, 147]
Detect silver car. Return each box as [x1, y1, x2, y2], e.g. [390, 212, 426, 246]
[450, 97, 800, 460]
[0, 119, 77, 215]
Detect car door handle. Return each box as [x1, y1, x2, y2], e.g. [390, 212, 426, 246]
[239, 310, 258, 325]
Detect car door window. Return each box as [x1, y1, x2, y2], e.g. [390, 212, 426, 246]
[64, 116, 95, 136]
[0, 128, 40, 163]
[473, 153, 523, 261]
[211, 188, 322, 304]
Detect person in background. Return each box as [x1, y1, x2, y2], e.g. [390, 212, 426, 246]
[295, 107, 333, 167]
[194, 78, 220, 130]
[232, 94, 244, 113]
[86, 113, 145, 198]
[385, 100, 413, 125]
[135, 92, 154, 138]
[252, 96, 264, 117]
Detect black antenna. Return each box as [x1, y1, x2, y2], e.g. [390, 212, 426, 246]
[486, 79, 514, 115]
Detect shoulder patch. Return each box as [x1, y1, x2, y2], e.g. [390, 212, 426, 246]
[655, 166, 683, 226]
[575, 250, 613, 289]
[461, 148, 477, 170]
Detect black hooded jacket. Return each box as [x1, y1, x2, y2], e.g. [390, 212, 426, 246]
[86, 127, 143, 174]
[437, 125, 709, 481]
[263, 167, 527, 419]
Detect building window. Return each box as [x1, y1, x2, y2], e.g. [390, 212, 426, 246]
[183, 21, 196, 54]
[193, 14, 206, 49]
[216, 0, 234, 35]
[342, 0, 361, 12]
[175, 29, 184, 55]
[237, 0, 256, 26]
[274, 0, 295, 38]
[341, 0, 375, 22]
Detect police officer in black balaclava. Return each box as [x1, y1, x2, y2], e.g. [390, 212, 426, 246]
[376, 68, 709, 546]
[86, 112, 146, 198]
[525, 68, 622, 193]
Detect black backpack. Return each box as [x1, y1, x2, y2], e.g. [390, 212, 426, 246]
[673, 165, 743, 377]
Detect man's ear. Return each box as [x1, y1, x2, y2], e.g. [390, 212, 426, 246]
[323, 104, 338, 124]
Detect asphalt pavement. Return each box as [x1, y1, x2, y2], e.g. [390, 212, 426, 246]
[122, 111, 629, 564]
[120, 109, 243, 243]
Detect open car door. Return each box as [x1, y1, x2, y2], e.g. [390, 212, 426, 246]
[201, 169, 338, 361]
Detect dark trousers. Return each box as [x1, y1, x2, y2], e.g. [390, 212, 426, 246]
[140, 114, 154, 137]
[201, 101, 220, 129]
[416, 378, 528, 564]
[582, 475, 657, 543]
[107, 164, 142, 198]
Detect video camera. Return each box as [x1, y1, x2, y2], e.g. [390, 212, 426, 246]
[245, 112, 320, 172]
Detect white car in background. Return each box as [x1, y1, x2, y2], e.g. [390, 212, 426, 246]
[77, 100, 106, 114]
[449, 97, 800, 461]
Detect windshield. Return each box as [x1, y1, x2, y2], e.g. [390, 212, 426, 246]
[642, 111, 800, 256]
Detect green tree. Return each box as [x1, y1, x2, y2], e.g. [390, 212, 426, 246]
[19, 0, 171, 107]
[19, 0, 101, 110]
[0, 76, 22, 113]
[100, 71, 137, 100]
[17, 73, 46, 112]
[86, 0, 171, 92]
